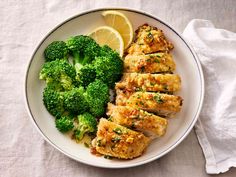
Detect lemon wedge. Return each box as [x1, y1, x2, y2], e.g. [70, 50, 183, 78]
[102, 10, 133, 49]
[89, 26, 124, 57]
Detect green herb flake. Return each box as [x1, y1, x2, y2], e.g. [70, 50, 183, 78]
[154, 93, 164, 104]
[140, 66, 145, 73]
[139, 101, 144, 105]
[154, 59, 160, 63]
[137, 94, 141, 99]
[97, 139, 102, 147]
[131, 122, 136, 129]
[163, 85, 168, 91]
[104, 155, 113, 159]
[147, 32, 153, 39]
[107, 116, 113, 121]
[150, 82, 156, 86]
[111, 137, 121, 143]
[135, 87, 143, 92]
[113, 128, 123, 135]
[84, 142, 90, 148]
[155, 53, 162, 58]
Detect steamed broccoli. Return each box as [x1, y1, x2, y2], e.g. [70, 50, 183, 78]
[76, 64, 96, 87]
[66, 35, 100, 88]
[43, 85, 65, 118]
[66, 35, 100, 67]
[55, 115, 74, 132]
[39, 59, 76, 91]
[44, 41, 69, 62]
[85, 79, 109, 117]
[74, 113, 97, 141]
[63, 87, 88, 114]
[99, 45, 121, 60]
[93, 55, 123, 87]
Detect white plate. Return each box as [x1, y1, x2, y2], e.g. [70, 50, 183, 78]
[25, 8, 204, 168]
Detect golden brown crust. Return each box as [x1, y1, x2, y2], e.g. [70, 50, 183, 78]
[115, 73, 181, 92]
[95, 118, 150, 159]
[127, 24, 174, 54]
[126, 92, 183, 117]
[124, 53, 176, 73]
[107, 103, 168, 138]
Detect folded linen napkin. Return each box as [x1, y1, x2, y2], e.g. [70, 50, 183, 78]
[183, 19, 236, 174]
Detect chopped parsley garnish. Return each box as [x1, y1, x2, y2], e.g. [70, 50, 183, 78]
[113, 128, 122, 135]
[147, 32, 153, 39]
[104, 155, 113, 159]
[154, 59, 160, 63]
[97, 139, 102, 147]
[140, 66, 145, 72]
[154, 93, 164, 104]
[84, 142, 90, 148]
[111, 137, 121, 143]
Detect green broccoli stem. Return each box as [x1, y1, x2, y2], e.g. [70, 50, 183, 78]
[72, 51, 83, 65]
[74, 63, 83, 73]
[75, 126, 88, 140]
[81, 55, 90, 65]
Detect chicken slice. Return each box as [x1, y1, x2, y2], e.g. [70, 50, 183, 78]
[116, 73, 181, 92]
[115, 88, 133, 106]
[126, 92, 183, 117]
[94, 118, 150, 159]
[127, 24, 174, 54]
[107, 103, 168, 138]
[124, 53, 175, 73]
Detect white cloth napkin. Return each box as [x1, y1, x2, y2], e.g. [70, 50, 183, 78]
[183, 19, 236, 174]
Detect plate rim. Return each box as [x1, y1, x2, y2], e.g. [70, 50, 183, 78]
[24, 7, 205, 168]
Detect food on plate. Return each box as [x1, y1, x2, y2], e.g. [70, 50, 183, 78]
[39, 35, 123, 137]
[93, 118, 150, 159]
[39, 10, 183, 160]
[127, 24, 174, 54]
[115, 73, 181, 92]
[44, 41, 69, 62]
[107, 103, 168, 138]
[85, 79, 109, 117]
[40, 59, 77, 91]
[74, 113, 97, 141]
[124, 52, 175, 73]
[126, 92, 183, 117]
[102, 10, 134, 49]
[115, 88, 134, 106]
[89, 26, 124, 56]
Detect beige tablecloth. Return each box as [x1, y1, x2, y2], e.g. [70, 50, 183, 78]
[1, 0, 236, 176]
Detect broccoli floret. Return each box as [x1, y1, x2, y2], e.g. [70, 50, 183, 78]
[66, 35, 100, 66]
[74, 113, 97, 141]
[39, 59, 76, 91]
[43, 85, 65, 118]
[55, 116, 74, 133]
[99, 45, 121, 60]
[44, 41, 69, 62]
[63, 87, 88, 114]
[85, 79, 109, 117]
[76, 64, 96, 87]
[93, 55, 123, 87]
[66, 35, 100, 87]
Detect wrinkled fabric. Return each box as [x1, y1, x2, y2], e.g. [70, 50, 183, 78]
[183, 19, 236, 174]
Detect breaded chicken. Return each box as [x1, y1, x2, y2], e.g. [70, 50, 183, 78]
[107, 103, 168, 138]
[124, 53, 176, 73]
[127, 24, 174, 54]
[115, 73, 181, 92]
[115, 88, 134, 106]
[94, 118, 150, 159]
[126, 92, 183, 117]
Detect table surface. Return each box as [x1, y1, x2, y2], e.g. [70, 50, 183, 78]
[0, 0, 235, 176]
